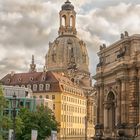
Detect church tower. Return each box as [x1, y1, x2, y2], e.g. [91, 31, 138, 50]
[58, 0, 77, 36]
[45, 0, 91, 88]
[29, 55, 36, 72]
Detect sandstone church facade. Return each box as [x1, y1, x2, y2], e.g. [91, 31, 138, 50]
[94, 32, 140, 139]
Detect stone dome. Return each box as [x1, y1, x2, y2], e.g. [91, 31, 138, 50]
[62, 0, 74, 11]
[46, 35, 89, 74]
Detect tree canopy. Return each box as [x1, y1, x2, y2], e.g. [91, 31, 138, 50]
[16, 105, 59, 140]
[0, 84, 11, 140]
[0, 84, 59, 140]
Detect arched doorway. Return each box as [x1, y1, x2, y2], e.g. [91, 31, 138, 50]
[104, 91, 116, 135]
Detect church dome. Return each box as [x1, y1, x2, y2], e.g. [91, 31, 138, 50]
[46, 35, 89, 74]
[62, 0, 74, 11]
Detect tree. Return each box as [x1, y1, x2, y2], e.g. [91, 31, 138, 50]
[0, 84, 12, 139]
[16, 105, 59, 140]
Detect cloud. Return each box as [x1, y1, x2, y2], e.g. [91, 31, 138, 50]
[0, 0, 140, 79]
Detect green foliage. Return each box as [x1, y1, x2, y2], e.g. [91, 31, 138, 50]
[16, 105, 59, 140]
[0, 84, 6, 112]
[0, 84, 58, 139]
[0, 84, 12, 139]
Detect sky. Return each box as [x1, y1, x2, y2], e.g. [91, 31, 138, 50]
[0, 0, 140, 78]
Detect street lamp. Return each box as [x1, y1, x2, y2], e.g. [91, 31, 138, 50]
[12, 93, 17, 140]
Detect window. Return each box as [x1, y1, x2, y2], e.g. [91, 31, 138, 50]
[46, 95, 49, 99]
[33, 84, 37, 91]
[7, 78, 10, 82]
[53, 104, 55, 110]
[18, 78, 22, 82]
[27, 84, 31, 89]
[21, 85, 25, 88]
[19, 101, 24, 107]
[52, 95, 55, 100]
[30, 77, 33, 81]
[39, 84, 44, 91]
[42, 77, 45, 81]
[46, 84, 50, 91]
[39, 95, 42, 98]
[26, 102, 30, 108]
[62, 15, 66, 26]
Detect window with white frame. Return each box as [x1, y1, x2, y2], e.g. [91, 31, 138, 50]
[33, 84, 37, 91]
[39, 84, 44, 91]
[21, 85, 25, 88]
[45, 84, 50, 91]
[27, 84, 31, 89]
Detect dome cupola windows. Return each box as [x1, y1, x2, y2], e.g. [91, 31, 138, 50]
[59, 1, 77, 35]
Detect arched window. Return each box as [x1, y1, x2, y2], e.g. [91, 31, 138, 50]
[70, 16, 74, 27]
[27, 84, 31, 89]
[45, 84, 50, 91]
[62, 15, 66, 26]
[33, 84, 37, 91]
[39, 84, 44, 91]
[104, 91, 116, 133]
[21, 85, 25, 88]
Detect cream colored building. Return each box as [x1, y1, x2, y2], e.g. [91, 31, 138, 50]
[35, 98, 53, 110]
[94, 32, 140, 139]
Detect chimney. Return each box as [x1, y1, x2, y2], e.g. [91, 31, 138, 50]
[10, 71, 15, 77]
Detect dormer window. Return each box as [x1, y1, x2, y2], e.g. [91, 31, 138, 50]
[7, 78, 10, 82]
[33, 84, 37, 91]
[30, 77, 33, 81]
[18, 78, 21, 82]
[42, 77, 45, 81]
[21, 85, 25, 88]
[46, 84, 50, 91]
[39, 84, 44, 91]
[27, 84, 31, 89]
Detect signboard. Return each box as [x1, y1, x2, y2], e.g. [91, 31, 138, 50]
[31, 130, 38, 140]
[8, 129, 13, 140]
[51, 130, 57, 140]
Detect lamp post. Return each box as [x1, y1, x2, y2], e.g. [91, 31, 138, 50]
[12, 93, 17, 140]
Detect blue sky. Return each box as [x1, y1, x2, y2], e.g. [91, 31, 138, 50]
[0, 0, 140, 78]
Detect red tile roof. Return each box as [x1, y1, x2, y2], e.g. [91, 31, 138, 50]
[0, 71, 79, 93]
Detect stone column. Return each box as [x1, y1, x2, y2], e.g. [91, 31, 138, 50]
[116, 79, 121, 125]
[94, 86, 103, 139]
[99, 84, 104, 124]
[128, 77, 138, 124]
[139, 79, 140, 123]
[97, 86, 100, 124]
[137, 69, 140, 135]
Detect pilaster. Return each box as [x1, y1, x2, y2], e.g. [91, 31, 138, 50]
[99, 83, 104, 124]
[115, 79, 121, 125]
[120, 78, 127, 124]
[128, 68, 138, 125]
